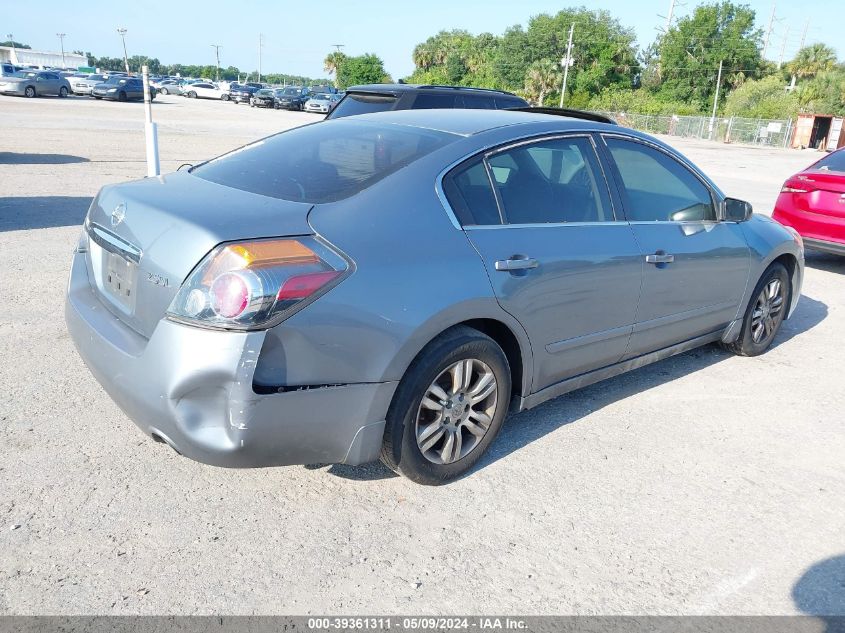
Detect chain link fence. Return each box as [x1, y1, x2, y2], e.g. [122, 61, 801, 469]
[600, 112, 794, 148]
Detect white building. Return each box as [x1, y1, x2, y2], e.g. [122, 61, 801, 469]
[0, 45, 88, 69]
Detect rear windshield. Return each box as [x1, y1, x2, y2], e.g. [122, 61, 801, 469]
[192, 120, 457, 203]
[814, 151, 845, 173]
[327, 93, 398, 119]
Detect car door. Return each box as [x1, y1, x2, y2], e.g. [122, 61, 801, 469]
[599, 135, 750, 357]
[442, 134, 643, 392]
[35, 73, 53, 95]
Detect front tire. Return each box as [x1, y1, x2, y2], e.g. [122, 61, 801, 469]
[381, 326, 511, 485]
[723, 262, 790, 356]
[160, 87, 169, 95]
[188, 91, 196, 98]
[117, 91, 127, 102]
[24, 86, 36, 98]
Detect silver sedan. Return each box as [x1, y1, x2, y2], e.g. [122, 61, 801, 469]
[0, 70, 71, 98]
[65, 109, 804, 484]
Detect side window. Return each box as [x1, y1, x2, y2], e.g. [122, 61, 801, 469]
[412, 93, 458, 109]
[443, 159, 502, 226]
[604, 137, 716, 222]
[460, 94, 496, 110]
[488, 137, 614, 224]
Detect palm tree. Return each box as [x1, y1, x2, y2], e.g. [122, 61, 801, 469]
[324, 51, 347, 87]
[788, 44, 837, 80]
[524, 58, 561, 106]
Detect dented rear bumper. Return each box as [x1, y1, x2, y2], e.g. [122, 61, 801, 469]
[65, 249, 393, 468]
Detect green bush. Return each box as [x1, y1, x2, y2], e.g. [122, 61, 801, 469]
[723, 75, 799, 119]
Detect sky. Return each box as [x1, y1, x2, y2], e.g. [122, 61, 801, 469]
[4, 0, 841, 78]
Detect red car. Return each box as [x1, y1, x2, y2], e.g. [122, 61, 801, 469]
[773, 148, 845, 255]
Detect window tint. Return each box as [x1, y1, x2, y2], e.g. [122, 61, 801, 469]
[443, 159, 502, 226]
[488, 137, 614, 224]
[605, 137, 715, 222]
[459, 94, 496, 110]
[814, 149, 845, 173]
[495, 96, 528, 109]
[193, 120, 456, 203]
[327, 93, 398, 119]
[412, 93, 459, 109]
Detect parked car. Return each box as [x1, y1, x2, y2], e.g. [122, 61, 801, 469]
[183, 82, 229, 100]
[228, 83, 258, 104]
[71, 73, 108, 95]
[155, 79, 184, 96]
[326, 84, 528, 120]
[274, 86, 311, 111]
[91, 76, 155, 102]
[1, 62, 19, 77]
[304, 92, 343, 114]
[66, 108, 804, 485]
[0, 70, 71, 98]
[773, 148, 845, 255]
[251, 88, 277, 108]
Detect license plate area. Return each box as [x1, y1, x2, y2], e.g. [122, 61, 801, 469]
[103, 251, 137, 311]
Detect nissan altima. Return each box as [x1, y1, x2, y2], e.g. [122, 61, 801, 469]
[65, 109, 804, 484]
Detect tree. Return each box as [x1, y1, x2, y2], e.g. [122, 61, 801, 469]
[723, 74, 798, 118]
[324, 51, 347, 87]
[524, 58, 561, 106]
[0, 40, 31, 49]
[788, 44, 837, 80]
[655, 1, 763, 111]
[336, 54, 389, 89]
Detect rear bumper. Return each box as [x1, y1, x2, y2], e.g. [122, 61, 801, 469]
[774, 202, 845, 247]
[801, 237, 845, 256]
[65, 249, 394, 468]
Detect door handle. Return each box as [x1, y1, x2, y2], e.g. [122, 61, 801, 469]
[645, 252, 675, 264]
[494, 256, 539, 271]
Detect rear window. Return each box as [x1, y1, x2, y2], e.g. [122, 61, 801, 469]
[328, 93, 398, 119]
[814, 150, 845, 173]
[192, 120, 457, 203]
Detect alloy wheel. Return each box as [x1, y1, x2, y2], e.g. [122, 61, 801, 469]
[751, 278, 785, 344]
[415, 358, 498, 465]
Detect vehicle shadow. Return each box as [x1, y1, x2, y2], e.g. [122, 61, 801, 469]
[805, 250, 845, 274]
[0, 196, 92, 231]
[473, 293, 828, 477]
[793, 554, 845, 629]
[0, 152, 90, 165]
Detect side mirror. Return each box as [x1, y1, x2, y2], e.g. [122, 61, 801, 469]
[723, 197, 753, 222]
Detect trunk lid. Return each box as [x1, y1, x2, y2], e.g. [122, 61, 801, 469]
[799, 170, 845, 219]
[84, 171, 313, 339]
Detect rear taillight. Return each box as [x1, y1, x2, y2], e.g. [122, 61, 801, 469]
[781, 186, 810, 193]
[167, 237, 350, 330]
[781, 177, 814, 194]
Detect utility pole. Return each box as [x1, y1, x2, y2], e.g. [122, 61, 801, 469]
[778, 24, 789, 68]
[6, 33, 15, 64]
[211, 44, 222, 81]
[559, 23, 574, 108]
[665, 0, 676, 32]
[258, 33, 263, 83]
[331, 44, 345, 53]
[56, 33, 66, 68]
[709, 60, 723, 140]
[117, 28, 129, 74]
[799, 19, 810, 51]
[762, 3, 776, 59]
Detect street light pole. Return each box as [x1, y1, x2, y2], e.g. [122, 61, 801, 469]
[211, 44, 222, 82]
[56, 33, 66, 68]
[6, 34, 15, 63]
[117, 28, 130, 74]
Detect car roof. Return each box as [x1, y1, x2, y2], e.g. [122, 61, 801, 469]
[345, 108, 618, 137]
[346, 83, 520, 97]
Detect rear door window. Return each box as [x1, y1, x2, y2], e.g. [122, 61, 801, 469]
[443, 159, 502, 226]
[412, 93, 459, 109]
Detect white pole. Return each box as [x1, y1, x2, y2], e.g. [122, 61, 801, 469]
[762, 3, 776, 59]
[559, 23, 574, 108]
[141, 65, 160, 177]
[665, 0, 675, 32]
[709, 60, 723, 140]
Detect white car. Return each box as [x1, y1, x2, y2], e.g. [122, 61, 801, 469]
[183, 82, 230, 101]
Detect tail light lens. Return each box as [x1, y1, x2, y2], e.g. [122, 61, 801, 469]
[781, 186, 810, 193]
[781, 177, 813, 194]
[167, 237, 350, 330]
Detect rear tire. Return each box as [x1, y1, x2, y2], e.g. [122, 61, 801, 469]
[380, 326, 511, 485]
[722, 262, 790, 357]
[117, 91, 127, 102]
[221, 93, 229, 101]
[59, 86, 68, 97]
[160, 87, 169, 95]
[188, 91, 196, 98]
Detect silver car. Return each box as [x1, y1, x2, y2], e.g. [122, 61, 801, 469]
[0, 70, 71, 97]
[304, 92, 342, 114]
[72, 73, 108, 95]
[65, 109, 804, 484]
